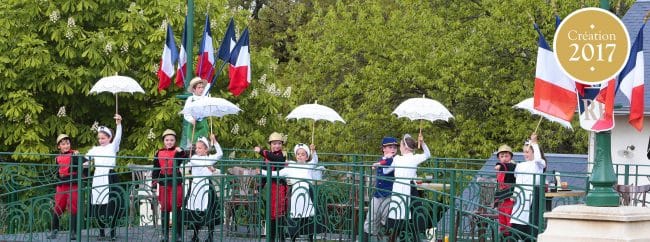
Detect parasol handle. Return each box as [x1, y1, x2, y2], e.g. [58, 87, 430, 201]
[189, 123, 196, 157]
[418, 120, 423, 149]
[209, 117, 213, 135]
[534, 116, 543, 133]
[311, 120, 315, 145]
[115, 94, 119, 115]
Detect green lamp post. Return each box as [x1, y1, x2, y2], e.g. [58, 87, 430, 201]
[585, 0, 620, 207]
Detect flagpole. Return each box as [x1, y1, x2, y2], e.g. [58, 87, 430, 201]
[203, 60, 229, 95]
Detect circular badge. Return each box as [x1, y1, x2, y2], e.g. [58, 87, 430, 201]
[554, 7, 630, 85]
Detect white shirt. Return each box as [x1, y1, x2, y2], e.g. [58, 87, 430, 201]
[261, 154, 318, 218]
[185, 141, 223, 211]
[511, 143, 546, 225]
[86, 124, 122, 205]
[386, 143, 431, 220]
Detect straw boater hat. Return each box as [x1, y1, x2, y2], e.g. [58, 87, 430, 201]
[188, 77, 208, 93]
[268, 132, 287, 144]
[161, 129, 176, 140]
[56, 134, 70, 145]
[497, 144, 513, 156]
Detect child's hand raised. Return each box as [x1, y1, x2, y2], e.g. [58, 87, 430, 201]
[114, 114, 122, 124]
[254, 146, 261, 153]
[530, 133, 538, 144]
[210, 134, 217, 143]
[310, 144, 316, 151]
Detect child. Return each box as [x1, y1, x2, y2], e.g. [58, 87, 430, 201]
[363, 137, 398, 241]
[85, 114, 122, 240]
[181, 77, 209, 149]
[185, 134, 222, 242]
[385, 133, 430, 241]
[511, 133, 546, 241]
[47, 134, 87, 240]
[152, 129, 188, 242]
[494, 144, 516, 236]
[257, 143, 318, 242]
[254, 132, 288, 242]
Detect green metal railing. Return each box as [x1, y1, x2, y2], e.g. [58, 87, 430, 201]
[1, 151, 645, 241]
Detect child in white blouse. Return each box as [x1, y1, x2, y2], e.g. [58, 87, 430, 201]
[511, 133, 546, 241]
[85, 114, 122, 240]
[185, 134, 223, 242]
[384, 133, 430, 241]
[256, 143, 318, 242]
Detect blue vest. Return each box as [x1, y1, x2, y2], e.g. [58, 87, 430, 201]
[374, 157, 394, 198]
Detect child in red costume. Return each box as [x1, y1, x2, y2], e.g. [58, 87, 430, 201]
[254, 132, 288, 241]
[494, 144, 516, 236]
[47, 134, 87, 240]
[152, 129, 188, 242]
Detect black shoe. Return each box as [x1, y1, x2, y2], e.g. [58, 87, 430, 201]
[46, 230, 58, 239]
[70, 233, 76, 240]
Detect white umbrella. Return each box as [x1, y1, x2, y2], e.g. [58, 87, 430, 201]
[180, 96, 242, 144]
[513, 98, 573, 132]
[88, 74, 145, 114]
[180, 96, 242, 119]
[286, 101, 345, 144]
[392, 95, 453, 147]
[392, 96, 454, 122]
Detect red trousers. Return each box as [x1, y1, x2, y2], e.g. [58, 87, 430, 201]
[269, 182, 287, 219]
[158, 184, 183, 212]
[498, 198, 514, 234]
[54, 183, 78, 215]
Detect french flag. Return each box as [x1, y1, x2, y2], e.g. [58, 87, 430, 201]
[157, 24, 178, 92]
[196, 15, 215, 83]
[533, 24, 577, 122]
[217, 18, 237, 62]
[228, 28, 250, 96]
[203, 18, 237, 96]
[617, 24, 645, 131]
[176, 16, 188, 88]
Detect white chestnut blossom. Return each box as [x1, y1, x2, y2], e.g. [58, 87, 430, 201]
[57, 106, 67, 117]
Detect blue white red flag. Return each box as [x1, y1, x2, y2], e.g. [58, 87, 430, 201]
[533, 24, 577, 122]
[203, 18, 237, 96]
[176, 16, 188, 88]
[196, 15, 215, 83]
[617, 24, 645, 131]
[228, 28, 250, 96]
[217, 18, 237, 62]
[578, 80, 615, 131]
[157, 24, 178, 92]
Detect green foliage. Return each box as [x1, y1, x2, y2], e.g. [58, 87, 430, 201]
[0, 0, 638, 163]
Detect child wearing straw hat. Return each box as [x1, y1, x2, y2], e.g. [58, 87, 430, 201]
[256, 143, 319, 242]
[494, 144, 516, 236]
[85, 114, 122, 240]
[254, 132, 289, 242]
[181, 77, 209, 149]
[47, 134, 87, 240]
[152, 129, 188, 242]
[185, 134, 222, 242]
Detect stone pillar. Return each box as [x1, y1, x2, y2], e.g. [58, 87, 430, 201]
[538, 205, 650, 242]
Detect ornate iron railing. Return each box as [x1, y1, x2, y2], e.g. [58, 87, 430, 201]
[4, 151, 643, 241]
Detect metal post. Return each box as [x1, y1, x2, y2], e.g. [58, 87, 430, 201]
[178, 0, 195, 150]
[585, 131, 619, 206]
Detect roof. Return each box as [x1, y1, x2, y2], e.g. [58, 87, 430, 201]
[617, 2, 650, 113]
